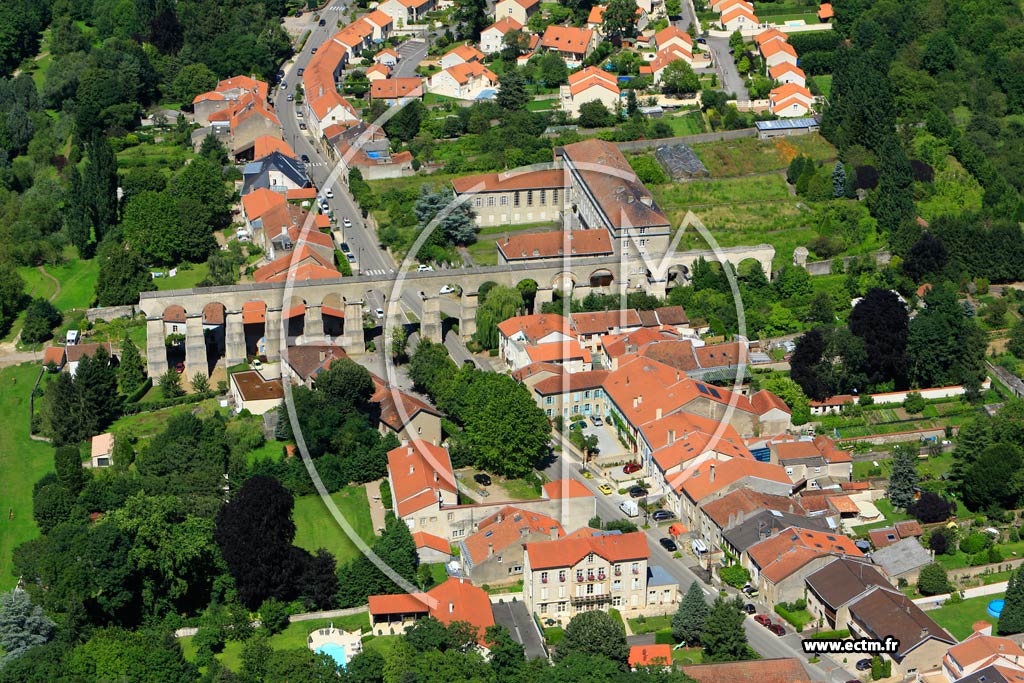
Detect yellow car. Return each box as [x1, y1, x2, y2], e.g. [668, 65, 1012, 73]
[598, 484, 614, 495]
[580, 470, 593, 479]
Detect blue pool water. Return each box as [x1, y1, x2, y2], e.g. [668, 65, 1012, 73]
[988, 599, 1005, 619]
[316, 643, 347, 668]
[365, 151, 384, 159]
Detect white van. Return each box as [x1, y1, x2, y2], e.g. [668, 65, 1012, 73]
[619, 500, 639, 518]
[691, 539, 709, 556]
[66, 330, 80, 345]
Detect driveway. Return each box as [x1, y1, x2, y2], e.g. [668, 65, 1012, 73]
[491, 600, 547, 660]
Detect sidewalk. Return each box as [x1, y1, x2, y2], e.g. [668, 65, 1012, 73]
[365, 479, 388, 534]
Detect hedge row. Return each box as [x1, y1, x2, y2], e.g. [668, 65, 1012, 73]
[121, 390, 216, 416]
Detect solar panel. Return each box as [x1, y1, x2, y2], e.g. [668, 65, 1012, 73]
[696, 384, 709, 395]
[709, 386, 722, 399]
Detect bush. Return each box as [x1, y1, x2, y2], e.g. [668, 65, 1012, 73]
[960, 532, 992, 554]
[654, 628, 675, 645]
[917, 563, 951, 596]
[379, 481, 393, 510]
[719, 564, 750, 588]
[260, 598, 289, 635]
[903, 391, 927, 414]
[21, 298, 63, 344]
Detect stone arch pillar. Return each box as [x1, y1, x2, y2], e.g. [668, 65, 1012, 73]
[341, 301, 365, 353]
[146, 317, 168, 379]
[184, 315, 208, 380]
[265, 308, 282, 359]
[534, 288, 555, 309]
[224, 310, 246, 366]
[420, 297, 442, 344]
[761, 255, 774, 281]
[304, 304, 325, 343]
[459, 292, 478, 340]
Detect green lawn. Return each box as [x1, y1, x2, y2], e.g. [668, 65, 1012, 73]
[109, 398, 223, 442]
[117, 140, 194, 172]
[466, 239, 498, 266]
[154, 263, 211, 291]
[661, 112, 706, 136]
[0, 364, 59, 590]
[527, 98, 559, 111]
[628, 614, 672, 634]
[690, 134, 836, 177]
[292, 487, 376, 566]
[813, 75, 833, 99]
[930, 593, 1001, 640]
[499, 476, 542, 501]
[245, 439, 287, 466]
[671, 647, 704, 665]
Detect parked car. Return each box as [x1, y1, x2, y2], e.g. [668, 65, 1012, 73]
[697, 37, 707, 44]
[280, 81, 287, 89]
[651, 510, 676, 522]
[310, 47, 317, 54]
[277, 70, 285, 79]
[598, 484, 613, 495]
[286, 93, 294, 101]
[439, 285, 456, 295]
[768, 624, 785, 636]
[628, 486, 646, 498]
[251, 359, 262, 371]
[375, 308, 384, 319]
[346, 253, 356, 263]
[297, 67, 305, 76]
[474, 473, 491, 486]
[659, 537, 678, 552]
[299, 122, 307, 130]
[580, 469, 593, 479]
[855, 659, 873, 672]
[301, 154, 310, 162]
[325, 189, 334, 199]
[417, 264, 434, 272]
[754, 614, 772, 627]
[342, 217, 352, 228]
[318, 18, 326, 25]
[296, 110, 303, 118]
[742, 584, 759, 598]
[743, 603, 756, 614]
[590, 415, 603, 426]
[623, 462, 642, 474]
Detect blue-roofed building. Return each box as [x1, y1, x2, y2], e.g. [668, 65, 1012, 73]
[646, 565, 680, 608]
[241, 150, 311, 195]
[755, 117, 820, 139]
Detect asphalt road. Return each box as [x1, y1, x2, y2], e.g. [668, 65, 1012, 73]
[540, 449, 854, 682]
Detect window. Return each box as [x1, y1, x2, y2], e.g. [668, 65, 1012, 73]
[540, 603, 548, 613]
[586, 583, 594, 594]
[514, 192, 520, 207]
[552, 189, 559, 203]
[612, 596, 622, 607]
[584, 390, 591, 398]
[546, 408, 552, 417]
[474, 197, 482, 207]
[541, 572, 548, 582]
[639, 227, 646, 235]
[559, 571, 566, 582]
[632, 577, 641, 590]
[587, 553, 595, 564]
[512, 565, 522, 572]
[572, 405, 580, 414]
[452, 528, 465, 538]
[556, 602, 566, 613]
[785, 467, 794, 476]
[527, 190, 533, 206]
[541, 587, 548, 599]
[814, 466, 821, 474]
[487, 196, 495, 206]
[638, 239, 647, 247]
[540, 190, 546, 205]
[447, 512, 454, 521]
[584, 404, 591, 414]
[612, 580, 621, 591]
[500, 196, 508, 206]
[545, 396, 553, 405]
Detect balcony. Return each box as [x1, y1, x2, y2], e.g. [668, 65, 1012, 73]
[614, 568, 622, 577]
[570, 593, 612, 605]
[632, 568, 640, 575]
[559, 575, 566, 583]
[597, 573, 606, 581]
[576, 575, 585, 582]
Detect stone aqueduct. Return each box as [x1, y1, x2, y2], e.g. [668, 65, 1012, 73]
[139, 245, 775, 378]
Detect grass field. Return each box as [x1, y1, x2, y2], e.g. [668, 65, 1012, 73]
[18, 259, 100, 312]
[110, 398, 223, 442]
[662, 112, 706, 136]
[117, 141, 194, 172]
[930, 593, 1001, 640]
[628, 614, 672, 634]
[690, 134, 836, 176]
[0, 364, 58, 590]
[527, 99, 559, 111]
[813, 75, 833, 99]
[292, 486, 375, 566]
[246, 439, 287, 465]
[154, 263, 211, 291]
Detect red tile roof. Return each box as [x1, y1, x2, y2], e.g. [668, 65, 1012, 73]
[629, 644, 672, 668]
[371, 374, 443, 432]
[241, 301, 266, 324]
[542, 479, 594, 499]
[702, 488, 805, 529]
[497, 229, 614, 261]
[533, 370, 609, 396]
[451, 168, 566, 194]
[868, 527, 901, 549]
[253, 246, 339, 283]
[721, 4, 757, 22]
[523, 338, 592, 363]
[497, 314, 572, 343]
[760, 40, 798, 60]
[444, 61, 498, 85]
[525, 530, 649, 570]
[484, 17, 524, 34]
[768, 63, 806, 81]
[253, 135, 295, 159]
[818, 3, 834, 19]
[66, 342, 113, 363]
[541, 25, 594, 55]
[444, 44, 484, 63]
[387, 441, 456, 518]
[465, 506, 564, 564]
[672, 458, 791, 502]
[241, 187, 287, 221]
[413, 531, 451, 555]
[895, 520, 923, 537]
[370, 77, 424, 100]
[750, 389, 790, 415]
[747, 526, 863, 583]
[426, 578, 495, 642]
[654, 25, 693, 49]
[567, 66, 620, 96]
[571, 309, 642, 336]
[754, 28, 788, 45]
[42, 346, 66, 367]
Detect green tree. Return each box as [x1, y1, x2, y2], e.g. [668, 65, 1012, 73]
[0, 263, 25, 337]
[672, 582, 710, 645]
[473, 285, 523, 350]
[122, 190, 215, 265]
[537, 52, 569, 88]
[159, 368, 184, 398]
[336, 515, 418, 608]
[602, 0, 638, 38]
[409, 339, 458, 396]
[118, 337, 146, 394]
[259, 597, 289, 635]
[553, 610, 629, 666]
[42, 371, 83, 446]
[496, 69, 529, 112]
[1009, 321, 1024, 359]
[660, 60, 699, 97]
[191, 372, 210, 394]
[75, 346, 121, 436]
[172, 63, 218, 104]
[95, 242, 153, 307]
[807, 291, 835, 325]
[384, 100, 424, 142]
[20, 298, 62, 344]
[887, 444, 919, 509]
[962, 443, 1023, 512]
[453, 0, 488, 40]
[907, 284, 985, 389]
[832, 161, 847, 198]
[701, 596, 749, 661]
[999, 565, 1024, 635]
[763, 376, 811, 425]
[0, 590, 56, 667]
[199, 132, 229, 167]
[628, 155, 668, 185]
[665, 0, 682, 16]
[903, 391, 926, 414]
[577, 100, 613, 128]
[390, 325, 408, 362]
[82, 133, 119, 245]
[917, 562, 950, 596]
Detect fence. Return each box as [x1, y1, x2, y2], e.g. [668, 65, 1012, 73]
[615, 127, 757, 153]
[988, 361, 1024, 399]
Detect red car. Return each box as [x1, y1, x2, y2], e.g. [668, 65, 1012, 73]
[623, 462, 642, 474]
[768, 623, 786, 636]
[753, 614, 772, 627]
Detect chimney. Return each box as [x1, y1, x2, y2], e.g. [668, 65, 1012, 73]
[449, 602, 455, 614]
[709, 463, 716, 483]
[551, 526, 560, 539]
[434, 471, 439, 482]
[920, 627, 929, 640]
[488, 543, 494, 557]
[409, 465, 415, 475]
[667, 430, 675, 446]
[655, 408, 662, 420]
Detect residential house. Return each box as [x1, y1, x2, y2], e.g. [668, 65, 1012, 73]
[204, 91, 281, 158]
[370, 77, 425, 104]
[371, 374, 444, 445]
[427, 62, 499, 100]
[750, 390, 792, 435]
[377, 0, 436, 27]
[366, 63, 391, 81]
[283, 344, 348, 387]
[643, 47, 696, 84]
[91, 433, 114, 468]
[541, 26, 596, 67]
[451, 168, 567, 227]
[440, 44, 485, 69]
[698, 488, 807, 554]
[328, 121, 414, 180]
[496, 228, 614, 263]
[942, 632, 1024, 683]
[952, 665, 1024, 683]
[644, 412, 753, 495]
[710, 0, 751, 11]
[387, 441, 458, 530]
[480, 17, 524, 54]
[241, 151, 311, 196]
[586, 5, 649, 34]
[654, 25, 693, 54]
[494, 0, 540, 26]
[744, 526, 863, 608]
[628, 645, 672, 671]
[361, 9, 395, 40]
[720, 508, 833, 560]
[868, 519, 922, 550]
[571, 309, 643, 353]
[809, 394, 855, 415]
[870, 537, 932, 584]
[523, 529, 675, 622]
[560, 66, 620, 117]
[42, 346, 65, 372]
[672, 458, 793, 530]
[770, 438, 852, 488]
[754, 27, 788, 47]
[376, 47, 400, 66]
[66, 342, 115, 377]
[760, 39, 798, 68]
[460, 506, 564, 586]
[531, 370, 609, 420]
[253, 243, 340, 284]
[845, 586, 956, 679]
[241, 186, 287, 227]
[412, 531, 452, 564]
[368, 578, 494, 645]
[252, 135, 296, 160]
[770, 83, 814, 117]
[682, 659, 812, 683]
[769, 62, 807, 87]
[302, 36, 360, 139]
[230, 369, 285, 415]
[496, 314, 574, 371]
[804, 556, 891, 630]
[192, 75, 270, 126]
[721, 4, 758, 31]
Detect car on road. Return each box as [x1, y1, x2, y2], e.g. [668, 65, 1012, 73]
[743, 603, 756, 614]
[623, 462, 642, 474]
[346, 253, 356, 263]
[579, 469, 593, 479]
[277, 69, 285, 79]
[417, 264, 434, 271]
[375, 308, 384, 319]
[325, 189, 334, 199]
[301, 154, 310, 163]
[768, 624, 785, 636]
[342, 217, 351, 227]
[598, 484, 613, 495]
[659, 537, 678, 552]
[651, 509, 675, 522]
[754, 615, 772, 627]
[628, 486, 646, 498]
[319, 18, 326, 25]
[297, 67, 304, 76]
[287, 93, 294, 101]
[855, 659, 873, 672]
[251, 359, 263, 371]
[296, 110, 303, 118]
[439, 285, 456, 295]
[280, 81, 287, 89]
[299, 122, 307, 130]
[474, 473, 491, 486]
[742, 584, 759, 598]
[311, 47, 318, 54]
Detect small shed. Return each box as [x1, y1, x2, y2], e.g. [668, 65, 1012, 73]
[654, 143, 709, 180]
[91, 433, 114, 468]
[755, 118, 821, 140]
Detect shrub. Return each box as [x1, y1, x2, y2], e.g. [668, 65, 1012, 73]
[917, 563, 951, 596]
[21, 298, 63, 344]
[719, 564, 750, 588]
[960, 532, 992, 554]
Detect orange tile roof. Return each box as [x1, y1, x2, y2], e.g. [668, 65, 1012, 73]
[750, 389, 790, 415]
[378, 47, 400, 58]
[542, 479, 594, 499]
[654, 25, 692, 48]
[755, 28, 788, 45]
[512, 362, 564, 383]
[587, 5, 606, 23]
[241, 301, 266, 324]
[748, 527, 862, 583]
[366, 63, 391, 78]
[42, 346, 65, 367]
[287, 187, 318, 200]
[413, 531, 451, 555]
[721, 4, 757, 22]
[568, 65, 617, 87]
[649, 46, 693, 74]
[650, 421, 750, 472]
[525, 530, 649, 570]
[387, 441, 456, 518]
[525, 340, 592, 363]
[193, 90, 225, 104]
[774, 441, 822, 461]
[895, 520, 923, 537]
[465, 506, 564, 564]
[444, 44, 484, 63]
[694, 341, 746, 368]
[497, 314, 572, 343]
[947, 633, 1024, 670]
[817, 2, 834, 18]
[253, 246, 339, 283]
[533, 370, 609, 396]
[541, 25, 594, 54]
[770, 82, 812, 102]
[828, 495, 859, 514]
[444, 61, 498, 85]
[451, 168, 565, 194]
[715, 0, 753, 13]
[363, 9, 393, 27]
[368, 592, 427, 615]
[425, 578, 494, 642]
[370, 77, 423, 100]
[241, 187, 287, 221]
[163, 304, 186, 323]
[496, 228, 614, 261]
[682, 658, 812, 683]
[768, 63, 806, 80]
[217, 75, 269, 100]
[629, 644, 672, 668]
[370, 374, 442, 432]
[702, 488, 805, 529]
[253, 135, 294, 160]
[571, 309, 642, 336]
[672, 458, 791, 502]
[761, 40, 798, 60]
[810, 394, 855, 407]
[485, 16, 523, 34]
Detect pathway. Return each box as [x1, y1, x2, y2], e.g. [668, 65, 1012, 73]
[38, 265, 61, 303]
[173, 605, 369, 638]
[365, 479, 388, 534]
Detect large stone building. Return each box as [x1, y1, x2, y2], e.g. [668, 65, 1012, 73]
[460, 506, 564, 586]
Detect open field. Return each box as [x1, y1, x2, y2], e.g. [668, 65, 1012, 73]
[18, 259, 100, 311]
[662, 112, 706, 136]
[154, 263, 211, 291]
[930, 594, 1000, 640]
[690, 134, 836, 176]
[292, 486, 376, 567]
[0, 364, 58, 590]
[116, 141, 194, 172]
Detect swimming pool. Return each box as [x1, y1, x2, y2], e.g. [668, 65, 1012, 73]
[316, 642, 347, 668]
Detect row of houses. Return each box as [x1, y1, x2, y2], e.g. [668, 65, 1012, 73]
[754, 29, 816, 117]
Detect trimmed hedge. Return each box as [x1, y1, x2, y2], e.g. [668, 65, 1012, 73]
[654, 628, 675, 645]
[121, 390, 215, 415]
[807, 629, 850, 640]
[123, 378, 153, 404]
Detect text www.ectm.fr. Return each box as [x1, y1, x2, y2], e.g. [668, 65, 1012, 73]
[802, 637, 900, 655]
